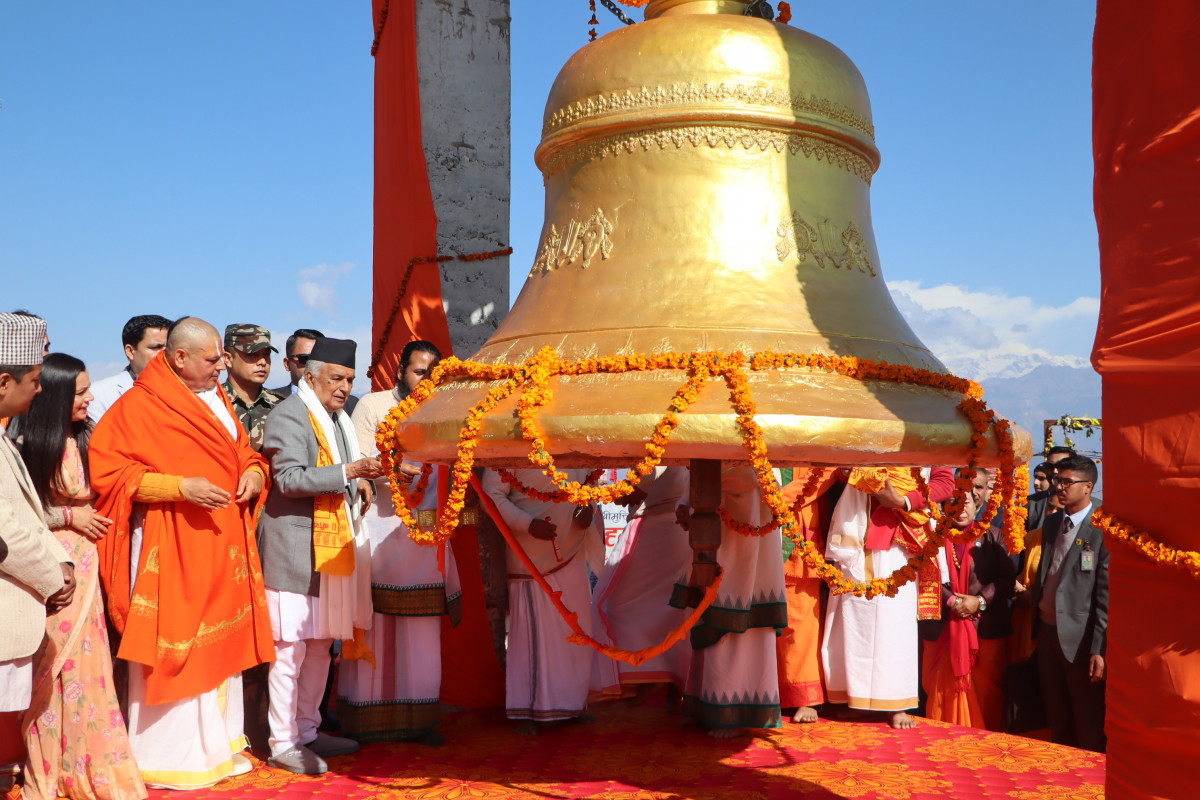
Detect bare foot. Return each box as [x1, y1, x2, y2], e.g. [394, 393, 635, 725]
[572, 712, 595, 725]
[513, 720, 539, 737]
[708, 727, 749, 739]
[889, 712, 917, 730]
[792, 706, 819, 724]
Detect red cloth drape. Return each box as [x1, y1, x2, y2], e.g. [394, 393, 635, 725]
[371, 0, 504, 707]
[371, 0, 451, 394]
[1092, 2, 1200, 797]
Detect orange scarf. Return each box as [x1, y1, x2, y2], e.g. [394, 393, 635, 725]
[847, 467, 942, 620]
[307, 409, 354, 576]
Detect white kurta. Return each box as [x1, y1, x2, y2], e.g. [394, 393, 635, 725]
[676, 466, 786, 729]
[482, 468, 598, 721]
[821, 484, 920, 711]
[337, 388, 462, 741]
[591, 467, 692, 697]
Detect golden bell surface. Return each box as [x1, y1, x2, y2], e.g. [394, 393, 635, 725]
[397, 0, 1032, 468]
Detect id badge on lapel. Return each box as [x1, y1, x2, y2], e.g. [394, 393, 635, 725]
[1080, 543, 1095, 572]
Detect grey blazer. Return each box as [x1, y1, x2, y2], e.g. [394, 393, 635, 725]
[257, 394, 353, 596]
[1031, 507, 1109, 664]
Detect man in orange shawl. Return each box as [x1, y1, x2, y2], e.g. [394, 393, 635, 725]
[919, 486, 1015, 730]
[90, 317, 274, 790]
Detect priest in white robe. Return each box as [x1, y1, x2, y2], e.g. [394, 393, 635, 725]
[337, 341, 462, 746]
[482, 467, 601, 735]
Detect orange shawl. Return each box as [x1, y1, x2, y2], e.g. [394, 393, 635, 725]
[847, 467, 942, 620]
[90, 353, 274, 705]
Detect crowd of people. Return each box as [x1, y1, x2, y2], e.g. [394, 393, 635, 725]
[0, 310, 1109, 799]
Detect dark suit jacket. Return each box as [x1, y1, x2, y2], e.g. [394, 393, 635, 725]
[1026, 490, 1051, 532]
[919, 521, 1016, 642]
[1030, 506, 1109, 663]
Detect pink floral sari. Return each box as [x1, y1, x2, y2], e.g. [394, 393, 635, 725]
[23, 437, 147, 800]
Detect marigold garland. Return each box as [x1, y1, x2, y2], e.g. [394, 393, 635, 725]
[376, 346, 1028, 600]
[397, 462, 434, 508]
[777, 2, 793, 24]
[1092, 509, 1200, 578]
[496, 467, 603, 502]
[367, 246, 513, 381]
[370, 0, 390, 56]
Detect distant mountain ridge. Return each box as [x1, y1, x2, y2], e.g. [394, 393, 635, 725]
[979, 364, 1102, 456]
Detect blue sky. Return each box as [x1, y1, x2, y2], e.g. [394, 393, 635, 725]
[1, 1, 1099, 388]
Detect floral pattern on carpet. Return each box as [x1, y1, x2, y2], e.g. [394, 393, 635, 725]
[6, 703, 1106, 799]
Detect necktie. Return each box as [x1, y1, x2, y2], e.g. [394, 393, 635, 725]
[1050, 514, 1076, 575]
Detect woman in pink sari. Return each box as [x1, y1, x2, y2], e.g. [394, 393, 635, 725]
[14, 353, 146, 800]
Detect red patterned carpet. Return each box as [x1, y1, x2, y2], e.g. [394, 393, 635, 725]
[7, 703, 1106, 799]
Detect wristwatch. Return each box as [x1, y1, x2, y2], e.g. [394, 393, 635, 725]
[977, 595, 988, 612]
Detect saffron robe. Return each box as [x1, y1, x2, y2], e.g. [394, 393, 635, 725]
[90, 352, 274, 705]
[775, 468, 838, 709]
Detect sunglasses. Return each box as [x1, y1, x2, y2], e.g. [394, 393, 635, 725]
[292, 354, 310, 365]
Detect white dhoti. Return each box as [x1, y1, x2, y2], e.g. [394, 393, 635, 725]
[507, 555, 593, 721]
[338, 614, 442, 739]
[0, 656, 32, 712]
[591, 511, 693, 697]
[675, 467, 785, 729]
[126, 665, 245, 789]
[821, 485, 920, 712]
[336, 457, 461, 741]
[684, 627, 780, 728]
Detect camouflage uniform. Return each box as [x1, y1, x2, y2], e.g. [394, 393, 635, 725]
[222, 324, 283, 453]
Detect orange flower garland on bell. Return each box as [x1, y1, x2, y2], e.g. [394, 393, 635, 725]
[376, 346, 1029, 599]
[496, 467, 604, 502]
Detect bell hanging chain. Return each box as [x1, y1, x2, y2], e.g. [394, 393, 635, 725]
[600, 0, 637, 25]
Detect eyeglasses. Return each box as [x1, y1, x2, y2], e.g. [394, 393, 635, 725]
[292, 354, 310, 365]
[1052, 477, 1092, 488]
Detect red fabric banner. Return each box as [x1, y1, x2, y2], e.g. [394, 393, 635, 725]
[1092, 3, 1200, 798]
[371, 0, 452, 394]
[371, 0, 504, 708]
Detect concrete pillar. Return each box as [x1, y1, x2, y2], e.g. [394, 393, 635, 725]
[416, 0, 511, 359]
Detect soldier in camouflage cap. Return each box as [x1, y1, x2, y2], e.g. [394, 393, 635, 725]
[222, 324, 283, 452]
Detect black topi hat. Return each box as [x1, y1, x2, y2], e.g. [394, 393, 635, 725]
[307, 337, 356, 370]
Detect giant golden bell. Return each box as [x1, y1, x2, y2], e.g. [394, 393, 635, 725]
[397, 0, 1032, 467]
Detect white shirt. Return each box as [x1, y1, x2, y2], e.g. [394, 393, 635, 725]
[88, 368, 134, 422]
[196, 386, 238, 440]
